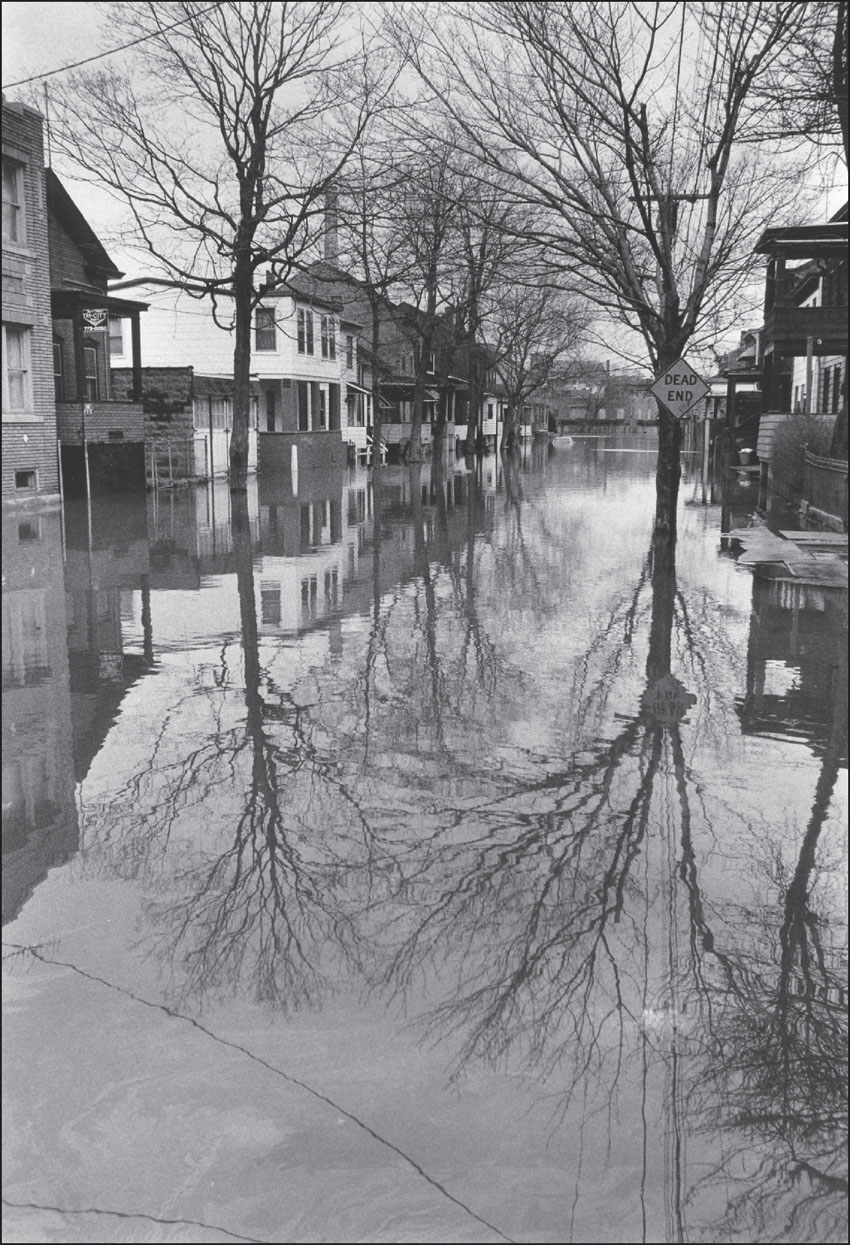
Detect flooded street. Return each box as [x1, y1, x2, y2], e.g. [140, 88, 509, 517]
[3, 436, 847, 1244]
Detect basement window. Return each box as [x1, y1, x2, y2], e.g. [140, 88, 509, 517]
[18, 519, 40, 541]
[108, 429, 125, 440]
[15, 469, 37, 490]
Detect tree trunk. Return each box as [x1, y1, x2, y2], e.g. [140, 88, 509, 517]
[654, 404, 682, 537]
[467, 348, 482, 456]
[230, 262, 253, 492]
[500, 403, 518, 452]
[645, 528, 677, 683]
[432, 391, 447, 460]
[370, 300, 382, 469]
[411, 329, 434, 465]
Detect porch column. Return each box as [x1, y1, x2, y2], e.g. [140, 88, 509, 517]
[72, 304, 86, 408]
[130, 311, 142, 402]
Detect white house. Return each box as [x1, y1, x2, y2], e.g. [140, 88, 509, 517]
[109, 279, 365, 478]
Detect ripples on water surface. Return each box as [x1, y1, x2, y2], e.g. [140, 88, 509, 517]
[3, 436, 847, 1243]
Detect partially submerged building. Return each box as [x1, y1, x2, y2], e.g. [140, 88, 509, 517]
[48, 171, 148, 497]
[2, 98, 59, 504]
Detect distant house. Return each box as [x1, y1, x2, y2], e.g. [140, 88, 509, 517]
[47, 171, 148, 497]
[288, 261, 472, 461]
[2, 98, 59, 503]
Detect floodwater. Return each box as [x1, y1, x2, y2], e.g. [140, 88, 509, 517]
[2, 435, 847, 1245]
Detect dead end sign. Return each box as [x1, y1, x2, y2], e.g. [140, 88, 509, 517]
[650, 356, 710, 420]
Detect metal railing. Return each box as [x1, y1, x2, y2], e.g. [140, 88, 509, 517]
[147, 435, 197, 488]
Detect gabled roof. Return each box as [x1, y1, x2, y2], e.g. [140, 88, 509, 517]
[46, 169, 123, 283]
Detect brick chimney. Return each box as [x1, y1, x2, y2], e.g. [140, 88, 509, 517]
[323, 189, 339, 263]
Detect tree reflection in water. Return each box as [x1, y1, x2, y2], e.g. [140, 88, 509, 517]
[78, 459, 845, 1239]
[153, 492, 371, 1007]
[356, 481, 847, 1241]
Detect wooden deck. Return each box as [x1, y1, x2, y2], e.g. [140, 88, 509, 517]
[726, 525, 848, 586]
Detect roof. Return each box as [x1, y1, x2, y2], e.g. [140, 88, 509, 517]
[51, 288, 149, 316]
[754, 214, 848, 258]
[46, 169, 123, 283]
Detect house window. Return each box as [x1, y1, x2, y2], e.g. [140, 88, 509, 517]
[297, 308, 314, 355]
[318, 388, 327, 429]
[53, 339, 64, 402]
[2, 158, 24, 244]
[321, 315, 336, 360]
[297, 379, 309, 430]
[260, 583, 282, 625]
[108, 317, 124, 358]
[427, 350, 436, 373]
[210, 397, 230, 429]
[346, 335, 354, 368]
[833, 364, 843, 414]
[2, 324, 33, 414]
[83, 344, 99, 401]
[255, 307, 276, 351]
[301, 574, 318, 620]
[15, 469, 37, 490]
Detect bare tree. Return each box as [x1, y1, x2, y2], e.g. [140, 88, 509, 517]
[335, 141, 412, 464]
[392, 135, 460, 463]
[443, 164, 532, 454]
[49, 1, 379, 490]
[387, 0, 813, 535]
[488, 284, 587, 450]
[745, 0, 849, 165]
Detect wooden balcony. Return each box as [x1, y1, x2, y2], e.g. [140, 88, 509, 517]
[762, 303, 848, 357]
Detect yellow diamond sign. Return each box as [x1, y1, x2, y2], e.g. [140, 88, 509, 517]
[650, 356, 710, 420]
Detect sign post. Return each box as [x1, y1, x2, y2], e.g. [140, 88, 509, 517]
[649, 356, 710, 421]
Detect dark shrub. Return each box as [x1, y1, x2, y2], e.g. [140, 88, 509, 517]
[771, 415, 836, 501]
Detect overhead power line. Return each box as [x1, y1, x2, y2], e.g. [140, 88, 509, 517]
[3, 2, 223, 90]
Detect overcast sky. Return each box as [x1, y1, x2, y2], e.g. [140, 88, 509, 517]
[3, 2, 846, 373]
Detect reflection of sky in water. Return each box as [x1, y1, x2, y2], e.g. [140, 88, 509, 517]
[763, 660, 801, 697]
[2, 439, 847, 1245]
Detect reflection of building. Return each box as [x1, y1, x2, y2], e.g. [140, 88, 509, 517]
[256, 462, 489, 637]
[145, 478, 261, 587]
[2, 509, 78, 924]
[63, 497, 153, 780]
[2, 99, 59, 503]
[48, 171, 148, 497]
[736, 572, 848, 759]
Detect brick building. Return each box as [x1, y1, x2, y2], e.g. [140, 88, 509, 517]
[47, 170, 149, 497]
[2, 98, 59, 503]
